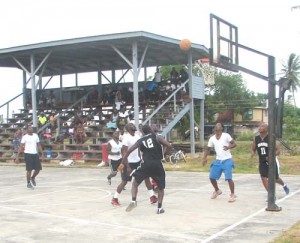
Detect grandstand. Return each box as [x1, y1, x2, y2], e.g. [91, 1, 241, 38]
[0, 31, 209, 164]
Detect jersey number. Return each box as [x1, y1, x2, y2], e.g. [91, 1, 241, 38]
[142, 138, 154, 148]
[260, 147, 266, 155]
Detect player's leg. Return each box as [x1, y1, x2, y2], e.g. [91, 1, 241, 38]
[209, 160, 222, 198]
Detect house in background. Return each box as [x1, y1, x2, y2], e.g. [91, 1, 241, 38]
[233, 106, 268, 135]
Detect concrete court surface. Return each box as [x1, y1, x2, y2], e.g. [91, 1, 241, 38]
[0, 164, 299, 243]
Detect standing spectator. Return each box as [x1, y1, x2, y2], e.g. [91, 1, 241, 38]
[111, 123, 157, 206]
[15, 125, 44, 189]
[251, 123, 290, 197]
[123, 124, 172, 214]
[202, 123, 237, 203]
[170, 67, 179, 82]
[154, 67, 162, 83]
[179, 67, 188, 81]
[106, 131, 123, 185]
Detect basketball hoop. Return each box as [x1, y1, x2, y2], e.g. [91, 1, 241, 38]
[196, 58, 215, 85]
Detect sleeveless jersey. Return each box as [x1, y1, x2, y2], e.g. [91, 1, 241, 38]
[137, 133, 163, 163]
[255, 134, 269, 163]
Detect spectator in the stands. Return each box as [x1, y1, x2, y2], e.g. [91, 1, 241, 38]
[115, 87, 126, 111]
[179, 68, 188, 82]
[117, 106, 129, 131]
[145, 79, 158, 102]
[26, 91, 32, 109]
[106, 109, 119, 130]
[74, 122, 86, 144]
[170, 67, 179, 82]
[87, 88, 99, 104]
[38, 112, 47, 128]
[38, 92, 46, 107]
[46, 91, 56, 109]
[12, 129, 23, 158]
[154, 67, 162, 83]
[49, 112, 57, 132]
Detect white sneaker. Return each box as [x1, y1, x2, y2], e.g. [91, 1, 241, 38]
[97, 161, 106, 167]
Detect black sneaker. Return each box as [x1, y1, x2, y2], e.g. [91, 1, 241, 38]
[27, 183, 34, 190]
[107, 177, 111, 185]
[157, 208, 165, 214]
[30, 177, 36, 186]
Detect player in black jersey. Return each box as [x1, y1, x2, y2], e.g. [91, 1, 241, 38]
[121, 124, 172, 214]
[251, 123, 290, 196]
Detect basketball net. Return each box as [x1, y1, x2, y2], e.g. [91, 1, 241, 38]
[196, 58, 215, 85]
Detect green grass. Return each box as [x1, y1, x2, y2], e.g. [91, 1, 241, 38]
[165, 141, 300, 175]
[271, 221, 300, 243]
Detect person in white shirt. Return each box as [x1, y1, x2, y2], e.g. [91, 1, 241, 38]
[106, 131, 123, 185]
[111, 123, 157, 206]
[202, 123, 237, 203]
[15, 126, 44, 190]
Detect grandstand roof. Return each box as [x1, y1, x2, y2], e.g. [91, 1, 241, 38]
[0, 31, 208, 77]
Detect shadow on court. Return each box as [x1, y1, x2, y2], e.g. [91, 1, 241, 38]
[0, 164, 299, 243]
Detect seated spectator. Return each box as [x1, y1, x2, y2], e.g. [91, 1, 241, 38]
[74, 122, 86, 144]
[38, 92, 47, 107]
[117, 106, 129, 131]
[38, 112, 47, 127]
[87, 88, 99, 104]
[12, 129, 22, 158]
[106, 108, 119, 130]
[46, 91, 56, 109]
[61, 123, 70, 138]
[115, 87, 126, 111]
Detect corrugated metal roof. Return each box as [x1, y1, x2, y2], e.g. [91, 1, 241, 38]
[0, 31, 209, 77]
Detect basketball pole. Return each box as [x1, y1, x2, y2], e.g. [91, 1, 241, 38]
[266, 56, 281, 211]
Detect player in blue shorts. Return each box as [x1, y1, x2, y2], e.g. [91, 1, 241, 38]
[202, 123, 237, 203]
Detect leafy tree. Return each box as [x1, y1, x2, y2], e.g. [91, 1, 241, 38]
[204, 71, 266, 123]
[282, 102, 300, 139]
[280, 53, 300, 106]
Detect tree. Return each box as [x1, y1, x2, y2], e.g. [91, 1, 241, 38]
[280, 53, 300, 107]
[204, 71, 266, 123]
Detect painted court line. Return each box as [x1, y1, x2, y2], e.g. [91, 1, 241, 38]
[0, 204, 203, 242]
[0, 186, 111, 205]
[202, 188, 300, 243]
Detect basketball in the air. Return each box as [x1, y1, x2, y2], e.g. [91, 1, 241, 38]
[179, 39, 191, 51]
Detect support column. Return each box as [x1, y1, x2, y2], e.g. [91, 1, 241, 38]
[266, 56, 281, 211]
[132, 42, 139, 129]
[200, 99, 205, 150]
[188, 52, 195, 158]
[30, 55, 38, 131]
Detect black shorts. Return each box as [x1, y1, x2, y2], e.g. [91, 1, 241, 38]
[24, 153, 42, 171]
[259, 161, 279, 179]
[133, 161, 166, 190]
[121, 162, 141, 182]
[109, 158, 122, 172]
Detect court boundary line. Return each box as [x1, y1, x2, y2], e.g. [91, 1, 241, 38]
[202, 189, 300, 243]
[0, 204, 204, 242]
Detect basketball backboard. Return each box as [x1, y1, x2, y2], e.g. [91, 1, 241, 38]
[209, 13, 239, 72]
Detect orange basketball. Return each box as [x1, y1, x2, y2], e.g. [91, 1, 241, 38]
[179, 39, 192, 51]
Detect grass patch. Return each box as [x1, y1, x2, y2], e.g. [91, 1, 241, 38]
[165, 141, 300, 175]
[271, 221, 300, 243]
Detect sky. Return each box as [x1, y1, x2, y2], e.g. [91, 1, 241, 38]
[0, 0, 299, 116]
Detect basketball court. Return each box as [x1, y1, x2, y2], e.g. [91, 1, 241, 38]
[0, 164, 299, 243]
